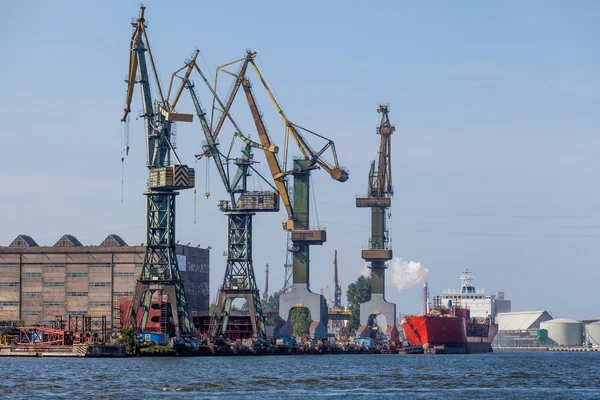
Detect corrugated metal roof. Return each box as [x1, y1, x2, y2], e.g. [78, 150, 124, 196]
[9, 235, 39, 247]
[542, 318, 581, 324]
[497, 311, 553, 331]
[54, 234, 83, 247]
[100, 234, 128, 247]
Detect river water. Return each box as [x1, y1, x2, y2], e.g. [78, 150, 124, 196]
[2, 351, 599, 399]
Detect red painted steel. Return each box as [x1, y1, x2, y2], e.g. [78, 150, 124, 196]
[403, 306, 497, 354]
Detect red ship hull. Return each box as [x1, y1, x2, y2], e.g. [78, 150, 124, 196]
[403, 315, 467, 346]
[402, 307, 497, 354]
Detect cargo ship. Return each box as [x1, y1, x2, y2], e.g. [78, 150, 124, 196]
[402, 270, 500, 354]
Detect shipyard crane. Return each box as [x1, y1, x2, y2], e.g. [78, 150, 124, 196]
[355, 105, 398, 342]
[166, 50, 282, 339]
[332, 250, 344, 329]
[263, 263, 269, 301]
[334, 250, 342, 310]
[211, 50, 349, 339]
[120, 6, 195, 338]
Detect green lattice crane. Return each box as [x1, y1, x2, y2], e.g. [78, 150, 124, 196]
[120, 6, 195, 337]
[209, 50, 349, 339]
[167, 50, 280, 339]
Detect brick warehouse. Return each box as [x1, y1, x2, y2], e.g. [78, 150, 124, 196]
[0, 234, 209, 329]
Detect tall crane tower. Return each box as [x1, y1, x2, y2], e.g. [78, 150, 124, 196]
[120, 6, 195, 337]
[167, 50, 279, 339]
[211, 50, 349, 339]
[355, 105, 398, 341]
[334, 250, 342, 310]
[263, 263, 269, 301]
[332, 250, 343, 329]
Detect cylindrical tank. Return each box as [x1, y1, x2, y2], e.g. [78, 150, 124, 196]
[540, 318, 583, 346]
[585, 321, 600, 346]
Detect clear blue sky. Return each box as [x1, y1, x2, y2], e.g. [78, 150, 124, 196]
[1, 1, 598, 319]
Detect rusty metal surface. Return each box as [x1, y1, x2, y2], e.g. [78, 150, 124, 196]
[291, 229, 327, 244]
[361, 249, 393, 261]
[356, 197, 392, 208]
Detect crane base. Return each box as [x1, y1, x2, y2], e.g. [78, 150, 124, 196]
[277, 284, 327, 339]
[359, 294, 398, 342]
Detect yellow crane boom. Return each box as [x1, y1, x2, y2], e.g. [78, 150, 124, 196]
[248, 61, 349, 183]
[210, 50, 349, 230]
[241, 74, 295, 222]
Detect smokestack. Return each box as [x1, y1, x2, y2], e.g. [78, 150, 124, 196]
[423, 281, 429, 315]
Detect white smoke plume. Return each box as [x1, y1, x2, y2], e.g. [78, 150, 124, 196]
[389, 257, 428, 290]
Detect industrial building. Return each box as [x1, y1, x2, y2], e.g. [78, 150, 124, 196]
[0, 234, 209, 330]
[495, 310, 553, 347]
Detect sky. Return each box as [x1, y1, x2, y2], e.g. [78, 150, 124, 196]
[0, 1, 599, 319]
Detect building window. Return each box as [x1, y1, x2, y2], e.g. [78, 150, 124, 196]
[22, 292, 42, 297]
[43, 264, 66, 268]
[22, 272, 42, 278]
[21, 311, 42, 316]
[113, 272, 135, 278]
[66, 272, 88, 278]
[88, 301, 111, 307]
[42, 301, 66, 307]
[113, 291, 134, 297]
[43, 282, 65, 287]
[0, 301, 19, 307]
[0, 282, 19, 287]
[88, 263, 112, 268]
[66, 292, 88, 297]
[66, 311, 88, 316]
[0, 264, 19, 268]
[89, 282, 111, 287]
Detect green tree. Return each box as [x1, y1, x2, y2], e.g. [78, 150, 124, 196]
[321, 295, 329, 328]
[263, 292, 280, 312]
[346, 275, 371, 335]
[119, 327, 139, 356]
[291, 307, 312, 335]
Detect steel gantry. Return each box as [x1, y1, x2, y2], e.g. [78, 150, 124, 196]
[167, 50, 280, 339]
[210, 50, 349, 339]
[120, 6, 195, 337]
[355, 105, 398, 342]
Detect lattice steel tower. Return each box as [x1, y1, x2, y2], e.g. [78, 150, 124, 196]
[167, 50, 280, 338]
[121, 7, 195, 337]
[202, 50, 348, 339]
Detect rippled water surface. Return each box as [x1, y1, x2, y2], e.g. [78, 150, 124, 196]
[2, 352, 600, 399]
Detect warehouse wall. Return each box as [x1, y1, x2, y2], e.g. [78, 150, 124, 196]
[0, 235, 210, 329]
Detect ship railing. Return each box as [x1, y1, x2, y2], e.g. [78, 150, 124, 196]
[442, 289, 485, 295]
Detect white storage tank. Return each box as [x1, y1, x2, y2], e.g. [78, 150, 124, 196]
[540, 318, 583, 346]
[585, 321, 600, 346]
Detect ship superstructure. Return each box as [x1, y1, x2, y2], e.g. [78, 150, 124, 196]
[438, 270, 510, 321]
